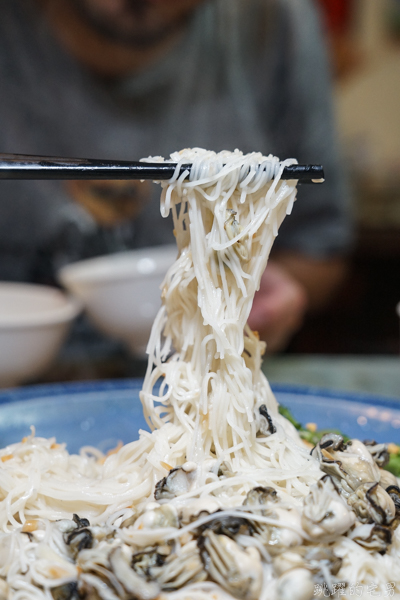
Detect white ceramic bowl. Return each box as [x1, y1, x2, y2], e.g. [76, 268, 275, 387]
[0, 283, 81, 388]
[58, 245, 177, 356]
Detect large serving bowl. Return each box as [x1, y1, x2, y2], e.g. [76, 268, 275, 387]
[0, 282, 81, 388]
[58, 245, 177, 356]
[0, 380, 398, 454]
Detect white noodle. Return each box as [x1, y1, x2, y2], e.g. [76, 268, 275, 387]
[0, 148, 398, 599]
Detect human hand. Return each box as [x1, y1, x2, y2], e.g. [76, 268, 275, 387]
[248, 261, 308, 353]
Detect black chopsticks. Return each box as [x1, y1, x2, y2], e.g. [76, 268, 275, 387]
[0, 153, 324, 183]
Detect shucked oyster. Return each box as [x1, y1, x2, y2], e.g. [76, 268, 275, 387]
[109, 546, 160, 599]
[318, 433, 348, 452]
[198, 530, 263, 600]
[243, 486, 278, 512]
[149, 540, 206, 590]
[243, 485, 302, 553]
[379, 469, 399, 490]
[155, 464, 197, 500]
[140, 504, 179, 529]
[51, 582, 79, 600]
[302, 475, 355, 542]
[274, 545, 342, 580]
[179, 497, 221, 525]
[347, 482, 396, 526]
[198, 513, 253, 539]
[276, 568, 315, 600]
[274, 545, 342, 598]
[363, 440, 390, 468]
[348, 523, 392, 554]
[256, 405, 276, 436]
[312, 437, 380, 496]
[131, 547, 169, 579]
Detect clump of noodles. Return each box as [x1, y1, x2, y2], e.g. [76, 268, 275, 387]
[141, 148, 320, 497]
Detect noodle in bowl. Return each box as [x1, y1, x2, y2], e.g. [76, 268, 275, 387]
[0, 148, 398, 600]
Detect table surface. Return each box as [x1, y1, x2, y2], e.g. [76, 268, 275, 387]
[263, 355, 400, 399]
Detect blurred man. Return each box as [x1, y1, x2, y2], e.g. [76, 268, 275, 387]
[0, 0, 352, 354]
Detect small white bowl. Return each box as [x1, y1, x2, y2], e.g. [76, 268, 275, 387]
[0, 283, 81, 388]
[58, 245, 177, 356]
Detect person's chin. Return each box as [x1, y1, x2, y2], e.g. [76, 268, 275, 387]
[71, 0, 189, 47]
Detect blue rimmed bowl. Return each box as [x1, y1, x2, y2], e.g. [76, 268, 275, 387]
[0, 380, 398, 454]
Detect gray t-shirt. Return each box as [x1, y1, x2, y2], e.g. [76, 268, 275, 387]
[0, 0, 352, 286]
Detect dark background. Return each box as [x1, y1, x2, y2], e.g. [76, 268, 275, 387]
[289, 0, 400, 356]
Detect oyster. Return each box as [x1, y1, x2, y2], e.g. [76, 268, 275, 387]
[312, 438, 380, 495]
[379, 469, 399, 490]
[254, 506, 303, 554]
[386, 485, 400, 511]
[347, 482, 395, 526]
[273, 550, 306, 576]
[302, 476, 355, 542]
[80, 572, 122, 600]
[363, 440, 390, 468]
[56, 518, 82, 534]
[218, 461, 235, 478]
[179, 497, 221, 525]
[32, 543, 78, 586]
[385, 485, 400, 528]
[274, 546, 342, 575]
[257, 405, 276, 436]
[132, 547, 168, 579]
[149, 540, 206, 590]
[109, 546, 160, 599]
[66, 527, 93, 558]
[77, 545, 127, 599]
[63, 514, 93, 559]
[276, 567, 314, 600]
[72, 514, 90, 529]
[301, 545, 342, 578]
[51, 582, 79, 600]
[140, 504, 179, 529]
[348, 523, 392, 553]
[155, 465, 197, 500]
[0, 580, 8, 600]
[274, 546, 342, 594]
[318, 433, 348, 452]
[243, 486, 278, 512]
[199, 512, 253, 538]
[198, 530, 263, 600]
[243, 486, 302, 551]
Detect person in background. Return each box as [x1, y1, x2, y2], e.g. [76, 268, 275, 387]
[0, 0, 352, 359]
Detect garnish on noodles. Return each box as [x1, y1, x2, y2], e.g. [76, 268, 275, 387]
[0, 148, 398, 600]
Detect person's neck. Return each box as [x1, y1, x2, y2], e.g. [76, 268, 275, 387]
[39, 0, 185, 79]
